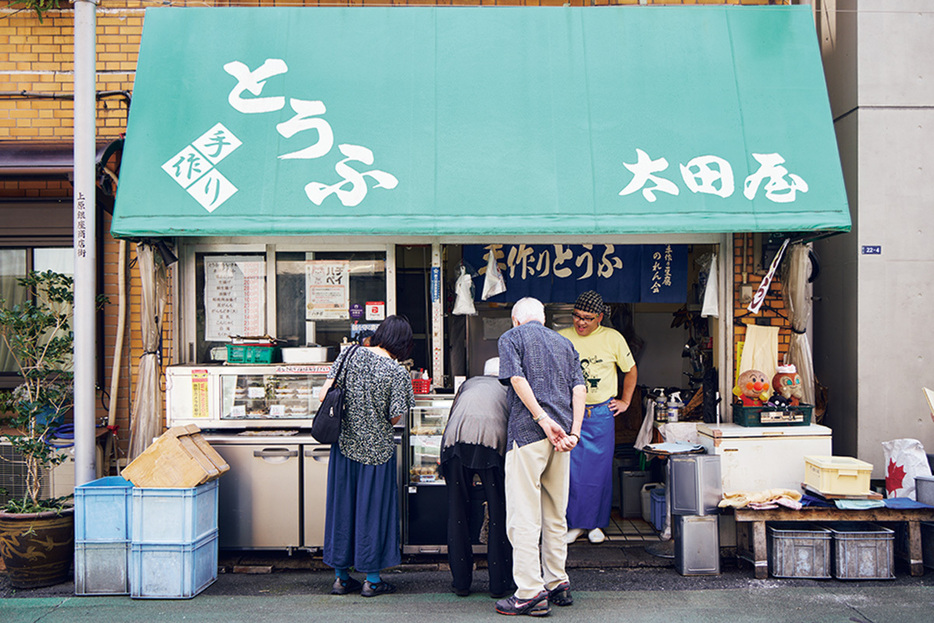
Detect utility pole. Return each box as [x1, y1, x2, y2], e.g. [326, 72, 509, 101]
[73, 0, 97, 486]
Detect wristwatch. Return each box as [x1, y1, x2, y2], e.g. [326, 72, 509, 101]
[531, 411, 546, 423]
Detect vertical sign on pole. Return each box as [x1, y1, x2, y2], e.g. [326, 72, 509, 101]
[431, 244, 443, 389]
[73, 0, 97, 486]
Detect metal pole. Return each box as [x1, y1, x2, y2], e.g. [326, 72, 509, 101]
[73, 0, 97, 486]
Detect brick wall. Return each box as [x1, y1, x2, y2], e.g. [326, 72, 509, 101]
[732, 233, 792, 372]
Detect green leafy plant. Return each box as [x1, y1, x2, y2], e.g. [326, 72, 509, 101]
[8, 0, 63, 23]
[0, 271, 75, 513]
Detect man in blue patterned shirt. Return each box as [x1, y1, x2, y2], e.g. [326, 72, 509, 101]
[495, 297, 586, 617]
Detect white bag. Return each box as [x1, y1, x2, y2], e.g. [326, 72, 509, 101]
[452, 266, 477, 316]
[481, 251, 506, 300]
[701, 252, 719, 318]
[882, 438, 933, 499]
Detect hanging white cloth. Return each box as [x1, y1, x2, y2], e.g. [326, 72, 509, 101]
[781, 244, 815, 405]
[738, 324, 779, 387]
[128, 243, 169, 459]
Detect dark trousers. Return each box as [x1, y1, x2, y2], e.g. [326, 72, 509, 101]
[440, 455, 513, 596]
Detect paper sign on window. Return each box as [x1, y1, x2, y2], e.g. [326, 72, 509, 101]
[306, 260, 350, 320]
[204, 256, 266, 341]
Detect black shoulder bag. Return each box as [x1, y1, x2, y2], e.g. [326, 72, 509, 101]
[311, 344, 360, 444]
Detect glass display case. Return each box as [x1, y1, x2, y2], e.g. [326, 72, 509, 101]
[403, 395, 490, 553]
[166, 364, 332, 429]
[220, 371, 323, 420]
[407, 399, 451, 484]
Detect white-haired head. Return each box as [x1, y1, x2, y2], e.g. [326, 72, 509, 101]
[483, 357, 500, 376]
[511, 297, 545, 326]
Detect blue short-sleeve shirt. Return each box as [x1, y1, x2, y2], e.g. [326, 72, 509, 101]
[497, 321, 585, 450]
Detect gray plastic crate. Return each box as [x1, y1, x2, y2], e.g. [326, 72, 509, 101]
[825, 522, 895, 580]
[75, 540, 130, 595]
[767, 522, 831, 579]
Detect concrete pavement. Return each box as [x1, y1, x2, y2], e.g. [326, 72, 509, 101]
[3, 544, 934, 622]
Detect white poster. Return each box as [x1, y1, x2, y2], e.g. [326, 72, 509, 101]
[306, 261, 350, 320]
[204, 256, 266, 341]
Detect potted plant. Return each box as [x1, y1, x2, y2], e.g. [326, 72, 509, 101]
[0, 270, 76, 588]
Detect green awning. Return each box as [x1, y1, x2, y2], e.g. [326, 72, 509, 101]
[112, 6, 850, 238]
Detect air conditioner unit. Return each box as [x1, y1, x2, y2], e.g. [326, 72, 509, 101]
[0, 441, 103, 506]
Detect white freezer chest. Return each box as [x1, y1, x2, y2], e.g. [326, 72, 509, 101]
[697, 423, 832, 494]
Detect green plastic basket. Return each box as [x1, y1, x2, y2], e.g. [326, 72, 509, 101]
[733, 404, 812, 427]
[225, 344, 280, 364]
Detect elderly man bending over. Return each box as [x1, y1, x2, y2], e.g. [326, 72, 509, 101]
[494, 297, 586, 617]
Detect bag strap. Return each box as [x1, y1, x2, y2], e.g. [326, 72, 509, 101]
[332, 344, 361, 388]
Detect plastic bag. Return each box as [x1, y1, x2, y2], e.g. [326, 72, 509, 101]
[701, 252, 719, 318]
[452, 265, 477, 316]
[481, 251, 506, 300]
[882, 438, 933, 499]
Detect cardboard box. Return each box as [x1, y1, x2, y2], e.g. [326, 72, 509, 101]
[122, 425, 229, 488]
[804, 455, 873, 496]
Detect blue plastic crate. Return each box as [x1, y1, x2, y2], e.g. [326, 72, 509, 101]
[131, 480, 218, 544]
[650, 487, 667, 532]
[75, 540, 130, 595]
[75, 476, 133, 542]
[129, 530, 218, 599]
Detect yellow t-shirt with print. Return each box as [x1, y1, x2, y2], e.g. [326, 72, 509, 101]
[559, 325, 635, 405]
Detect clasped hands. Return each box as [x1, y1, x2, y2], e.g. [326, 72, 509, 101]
[538, 415, 578, 452]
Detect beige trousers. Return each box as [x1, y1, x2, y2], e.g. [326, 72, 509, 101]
[504, 438, 570, 599]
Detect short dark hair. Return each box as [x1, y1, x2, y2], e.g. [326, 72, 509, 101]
[370, 314, 413, 361]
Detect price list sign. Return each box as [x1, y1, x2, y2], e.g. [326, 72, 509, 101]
[204, 255, 266, 341]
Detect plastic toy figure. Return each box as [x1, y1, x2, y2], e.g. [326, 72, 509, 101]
[733, 369, 771, 406]
[772, 364, 803, 406]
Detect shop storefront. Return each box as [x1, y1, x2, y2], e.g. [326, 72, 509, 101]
[110, 6, 850, 551]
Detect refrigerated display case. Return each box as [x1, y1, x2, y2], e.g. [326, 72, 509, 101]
[167, 365, 334, 550]
[403, 396, 487, 554]
[166, 364, 332, 429]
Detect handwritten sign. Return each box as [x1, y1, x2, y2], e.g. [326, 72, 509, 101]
[204, 255, 266, 341]
[640, 244, 688, 304]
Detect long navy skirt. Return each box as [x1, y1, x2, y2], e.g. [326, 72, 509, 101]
[323, 444, 400, 573]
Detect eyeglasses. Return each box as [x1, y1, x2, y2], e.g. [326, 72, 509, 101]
[572, 311, 599, 323]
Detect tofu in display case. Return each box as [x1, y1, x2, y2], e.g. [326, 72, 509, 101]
[408, 400, 449, 484]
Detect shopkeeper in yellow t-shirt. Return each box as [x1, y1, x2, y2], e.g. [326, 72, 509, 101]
[558, 290, 637, 545]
